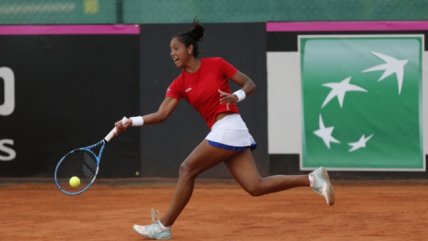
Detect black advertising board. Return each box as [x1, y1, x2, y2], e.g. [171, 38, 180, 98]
[0, 25, 140, 177]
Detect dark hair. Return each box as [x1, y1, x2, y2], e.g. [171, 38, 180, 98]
[174, 20, 204, 57]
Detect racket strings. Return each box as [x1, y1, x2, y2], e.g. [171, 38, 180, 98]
[55, 149, 98, 193]
[82, 152, 97, 178]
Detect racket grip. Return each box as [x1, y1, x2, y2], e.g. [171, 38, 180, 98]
[104, 117, 128, 142]
[104, 127, 117, 142]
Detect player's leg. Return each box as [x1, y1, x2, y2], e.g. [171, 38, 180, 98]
[225, 149, 335, 205]
[225, 149, 309, 196]
[134, 139, 239, 239]
[160, 139, 238, 226]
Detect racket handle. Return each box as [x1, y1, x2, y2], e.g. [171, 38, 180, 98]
[104, 116, 128, 142]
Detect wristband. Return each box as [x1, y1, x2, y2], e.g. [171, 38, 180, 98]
[233, 89, 246, 102]
[130, 116, 144, 126]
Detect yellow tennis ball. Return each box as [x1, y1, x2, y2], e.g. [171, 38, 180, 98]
[69, 176, 81, 188]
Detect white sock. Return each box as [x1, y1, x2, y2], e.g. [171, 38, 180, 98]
[158, 221, 169, 230]
[308, 174, 314, 187]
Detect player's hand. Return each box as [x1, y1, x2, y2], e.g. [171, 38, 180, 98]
[218, 89, 238, 104]
[114, 117, 132, 135]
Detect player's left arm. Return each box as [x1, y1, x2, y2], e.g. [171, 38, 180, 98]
[219, 71, 256, 104]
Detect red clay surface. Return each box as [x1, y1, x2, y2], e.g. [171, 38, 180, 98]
[1, 180, 427, 241]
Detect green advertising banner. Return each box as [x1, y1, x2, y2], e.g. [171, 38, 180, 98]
[300, 35, 424, 171]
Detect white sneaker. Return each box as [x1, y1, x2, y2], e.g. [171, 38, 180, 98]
[133, 209, 171, 240]
[309, 167, 335, 206]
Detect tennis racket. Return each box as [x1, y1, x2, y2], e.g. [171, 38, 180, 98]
[54, 117, 128, 195]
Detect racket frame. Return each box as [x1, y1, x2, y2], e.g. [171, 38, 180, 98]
[53, 139, 107, 195]
[53, 117, 127, 195]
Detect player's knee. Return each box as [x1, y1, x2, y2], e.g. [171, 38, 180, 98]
[178, 162, 196, 179]
[243, 183, 264, 197]
[246, 187, 263, 197]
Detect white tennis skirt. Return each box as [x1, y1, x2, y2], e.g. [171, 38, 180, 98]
[206, 114, 257, 151]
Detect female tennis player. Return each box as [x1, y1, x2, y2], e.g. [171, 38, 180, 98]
[115, 20, 335, 240]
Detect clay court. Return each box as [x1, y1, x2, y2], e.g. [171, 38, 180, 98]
[1, 179, 427, 241]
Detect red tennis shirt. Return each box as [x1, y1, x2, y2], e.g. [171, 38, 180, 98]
[166, 57, 240, 129]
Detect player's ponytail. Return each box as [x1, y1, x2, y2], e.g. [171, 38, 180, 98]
[188, 20, 204, 43]
[174, 19, 205, 57]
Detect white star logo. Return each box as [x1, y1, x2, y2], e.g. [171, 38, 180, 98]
[321, 77, 367, 108]
[313, 115, 340, 149]
[348, 134, 373, 152]
[362, 52, 408, 95]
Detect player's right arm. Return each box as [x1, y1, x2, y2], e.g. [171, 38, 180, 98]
[141, 97, 178, 124]
[114, 97, 178, 134]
